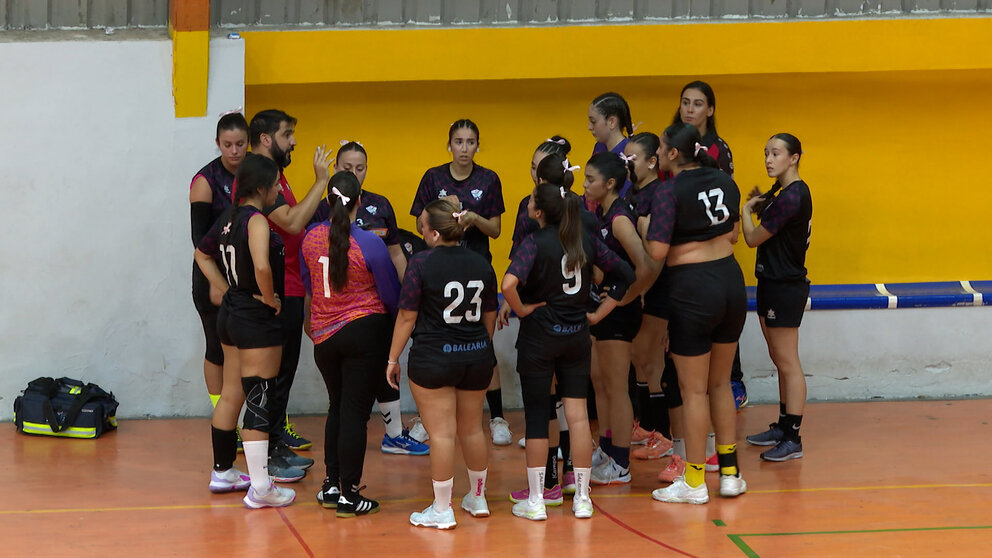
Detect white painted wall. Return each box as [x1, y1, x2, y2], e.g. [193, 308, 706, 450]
[0, 35, 988, 421]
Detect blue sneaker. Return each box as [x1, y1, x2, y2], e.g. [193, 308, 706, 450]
[731, 381, 748, 409]
[381, 430, 430, 455]
[280, 416, 312, 450]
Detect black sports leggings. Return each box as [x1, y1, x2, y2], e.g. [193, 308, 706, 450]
[314, 313, 392, 489]
[268, 296, 304, 436]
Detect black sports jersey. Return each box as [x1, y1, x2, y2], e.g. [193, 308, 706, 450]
[596, 197, 637, 265]
[700, 130, 734, 177]
[399, 245, 499, 366]
[310, 189, 400, 246]
[647, 166, 740, 246]
[509, 194, 600, 258]
[191, 156, 235, 224]
[199, 205, 286, 297]
[624, 177, 665, 219]
[508, 226, 635, 337]
[755, 180, 812, 281]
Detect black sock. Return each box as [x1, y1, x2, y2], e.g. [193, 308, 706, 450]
[545, 447, 559, 488]
[560, 430, 572, 472]
[486, 389, 503, 419]
[211, 426, 237, 471]
[778, 402, 787, 424]
[780, 414, 803, 441]
[649, 392, 670, 439]
[635, 382, 651, 427]
[614, 446, 631, 470]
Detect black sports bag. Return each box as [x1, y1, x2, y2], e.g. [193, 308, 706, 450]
[13, 377, 119, 439]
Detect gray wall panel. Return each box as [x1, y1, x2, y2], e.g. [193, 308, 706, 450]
[51, 0, 85, 28]
[604, 0, 636, 19]
[375, 0, 407, 23]
[640, 0, 676, 18]
[716, 0, 751, 16]
[750, 0, 789, 16]
[565, 0, 597, 20]
[690, 0, 713, 17]
[796, 0, 827, 16]
[8, 0, 49, 29]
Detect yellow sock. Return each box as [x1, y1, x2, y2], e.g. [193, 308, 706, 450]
[717, 443, 738, 476]
[685, 462, 705, 488]
[209, 393, 221, 408]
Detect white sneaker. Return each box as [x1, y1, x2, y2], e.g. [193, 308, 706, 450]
[410, 502, 457, 529]
[243, 481, 296, 509]
[591, 445, 608, 468]
[572, 496, 594, 519]
[512, 499, 547, 521]
[517, 436, 526, 448]
[209, 467, 251, 493]
[719, 474, 747, 497]
[590, 458, 631, 485]
[408, 417, 429, 443]
[460, 492, 490, 517]
[651, 477, 709, 504]
[490, 417, 512, 446]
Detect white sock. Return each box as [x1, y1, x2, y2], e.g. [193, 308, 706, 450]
[574, 467, 592, 500]
[556, 399, 568, 431]
[673, 438, 686, 460]
[706, 432, 716, 457]
[467, 468, 487, 498]
[432, 477, 453, 512]
[242, 440, 270, 493]
[527, 467, 545, 504]
[379, 399, 403, 438]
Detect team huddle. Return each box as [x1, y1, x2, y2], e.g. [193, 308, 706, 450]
[189, 82, 813, 527]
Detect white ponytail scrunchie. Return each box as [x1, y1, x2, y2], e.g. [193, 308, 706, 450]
[331, 186, 351, 206]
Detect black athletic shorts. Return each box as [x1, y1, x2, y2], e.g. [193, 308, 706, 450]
[516, 328, 591, 399]
[409, 359, 494, 391]
[757, 278, 809, 328]
[667, 255, 746, 357]
[590, 296, 643, 342]
[217, 290, 283, 349]
[642, 267, 671, 320]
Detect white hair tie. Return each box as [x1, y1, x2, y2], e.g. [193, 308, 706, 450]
[559, 186, 567, 199]
[339, 139, 363, 147]
[452, 210, 468, 222]
[562, 159, 580, 172]
[619, 152, 637, 164]
[694, 142, 708, 156]
[631, 121, 643, 133]
[331, 187, 351, 206]
[545, 138, 567, 145]
[218, 106, 243, 118]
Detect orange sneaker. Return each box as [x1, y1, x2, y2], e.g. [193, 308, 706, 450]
[631, 421, 655, 446]
[632, 433, 674, 460]
[658, 455, 685, 483]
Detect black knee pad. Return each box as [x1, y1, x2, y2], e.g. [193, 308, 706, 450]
[241, 376, 272, 431]
[520, 374, 553, 439]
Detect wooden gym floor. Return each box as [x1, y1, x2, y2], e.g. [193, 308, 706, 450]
[4, 399, 992, 557]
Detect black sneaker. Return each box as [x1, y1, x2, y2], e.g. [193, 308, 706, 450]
[316, 478, 341, 509]
[746, 423, 785, 446]
[268, 454, 306, 483]
[336, 487, 380, 518]
[760, 438, 804, 461]
[272, 440, 314, 470]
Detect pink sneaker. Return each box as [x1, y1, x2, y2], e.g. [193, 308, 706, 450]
[658, 455, 685, 483]
[705, 453, 719, 472]
[632, 432, 674, 460]
[508, 484, 564, 506]
[561, 472, 576, 495]
[631, 421, 655, 445]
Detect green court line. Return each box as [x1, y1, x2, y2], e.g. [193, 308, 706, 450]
[713, 519, 726, 527]
[729, 525, 992, 557]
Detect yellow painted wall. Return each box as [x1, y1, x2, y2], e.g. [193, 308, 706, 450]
[244, 19, 992, 286]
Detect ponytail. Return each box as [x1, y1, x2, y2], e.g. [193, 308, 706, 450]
[533, 168, 586, 273]
[560, 191, 585, 273]
[625, 132, 660, 185]
[662, 123, 719, 170]
[423, 198, 465, 242]
[326, 171, 361, 292]
[591, 92, 634, 138]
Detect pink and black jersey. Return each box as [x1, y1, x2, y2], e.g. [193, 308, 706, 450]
[190, 157, 235, 227]
[410, 163, 505, 263]
[310, 189, 400, 247]
[508, 226, 634, 337]
[596, 197, 638, 266]
[755, 180, 812, 282]
[624, 177, 665, 219]
[300, 221, 400, 345]
[399, 245, 498, 367]
[262, 172, 305, 298]
[198, 205, 286, 298]
[646, 167, 740, 246]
